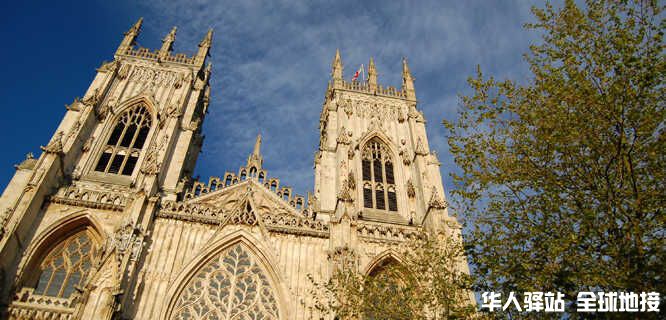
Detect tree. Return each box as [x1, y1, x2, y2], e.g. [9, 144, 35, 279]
[444, 0, 664, 318]
[308, 234, 476, 319]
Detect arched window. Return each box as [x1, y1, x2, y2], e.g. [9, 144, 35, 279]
[258, 172, 265, 183]
[171, 243, 280, 319]
[225, 175, 232, 186]
[240, 170, 247, 181]
[95, 105, 152, 176]
[249, 167, 257, 178]
[362, 139, 397, 211]
[33, 230, 96, 298]
[270, 181, 277, 192]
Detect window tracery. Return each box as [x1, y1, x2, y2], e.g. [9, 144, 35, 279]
[362, 139, 398, 211]
[95, 105, 152, 176]
[171, 243, 280, 320]
[33, 230, 96, 298]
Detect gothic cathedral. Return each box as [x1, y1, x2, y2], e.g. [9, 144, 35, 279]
[0, 20, 468, 319]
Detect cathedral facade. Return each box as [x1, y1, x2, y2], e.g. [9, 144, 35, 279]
[0, 20, 467, 319]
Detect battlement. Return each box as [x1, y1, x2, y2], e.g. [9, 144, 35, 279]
[336, 79, 406, 99]
[329, 50, 416, 101]
[114, 18, 212, 68]
[120, 47, 197, 65]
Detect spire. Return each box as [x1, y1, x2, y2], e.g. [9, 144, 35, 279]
[195, 29, 213, 66]
[159, 26, 177, 59]
[126, 17, 143, 37]
[247, 134, 264, 169]
[331, 49, 343, 85]
[116, 18, 143, 56]
[253, 134, 262, 156]
[402, 57, 416, 100]
[368, 57, 377, 90]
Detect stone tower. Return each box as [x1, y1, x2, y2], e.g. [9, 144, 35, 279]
[0, 21, 468, 320]
[315, 51, 454, 245]
[0, 19, 213, 318]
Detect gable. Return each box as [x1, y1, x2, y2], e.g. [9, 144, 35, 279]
[187, 180, 303, 219]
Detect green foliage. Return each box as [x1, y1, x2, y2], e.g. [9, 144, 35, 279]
[444, 0, 664, 318]
[309, 235, 476, 319]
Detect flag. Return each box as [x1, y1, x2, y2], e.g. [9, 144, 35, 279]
[351, 64, 365, 82]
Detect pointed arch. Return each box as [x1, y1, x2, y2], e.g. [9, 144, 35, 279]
[112, 94, 159, 119]
[14, 212, 106, 293]
[93, 96, 158, 177]
[356, 130, 399, 160]
[162, 230, 291, 320]
[363, 249, 406, 277]
[360, 137, 398, 212]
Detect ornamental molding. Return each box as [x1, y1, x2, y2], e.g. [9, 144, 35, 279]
[8, 288, 76, 320]
[158, 200, 330, 238]
[128, 65, 181, 88]
[48, 183, 129, 212]
[357, 222, 423, 243]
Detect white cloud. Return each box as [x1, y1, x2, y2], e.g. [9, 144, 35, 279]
[127, 0, 541, 196]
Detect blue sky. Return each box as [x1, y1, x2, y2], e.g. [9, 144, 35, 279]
[0, 0, 540, 209]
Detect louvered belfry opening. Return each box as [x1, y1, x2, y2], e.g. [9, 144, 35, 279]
[361, 139, 397, 212]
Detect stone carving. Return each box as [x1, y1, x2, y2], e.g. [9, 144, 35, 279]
[65, 98, 82, 112]
[338, 179, 353, 202]
[66, 120, 81, 141]
[117, 64, 130, 80]
[407, 179, 416, 198]
[97, 60, 119, 73]
[327, 245, 358, 270]
[182, 118, 200, 131]
[415, 137, 428, 156]
[129, 66, 179, 88]
[141, 142, 162, 176]
[81, 88, 101, 107]
[428, 187, 447, 209]
[357, 222, 422, 243]
[0, 208, 12, 240]
[336, 126, 351, 145]
[367, 115, 383, 132]
[166, 103, 183, 119]
[8, 288, 77, 319]
[398, 110, 406, 123]
[347, 146, 355, 159]
[225, 201, 258, 226]
[342, 99, 354, 117]
[173, 73, 185, 89]
[82, 136, 94, 152]
[399, 138, 412, 165]
[112, 220, 145, 263]
[354, 101, 402, 121]
[71, 166, 82, 181]
[40, 131, 64, 154]
[348, 171, 356, 190]
[49, 183, 128, 211]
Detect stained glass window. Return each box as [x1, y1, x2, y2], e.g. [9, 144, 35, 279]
[171, 243, 280, 320]
[34, 230, 96, 298]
